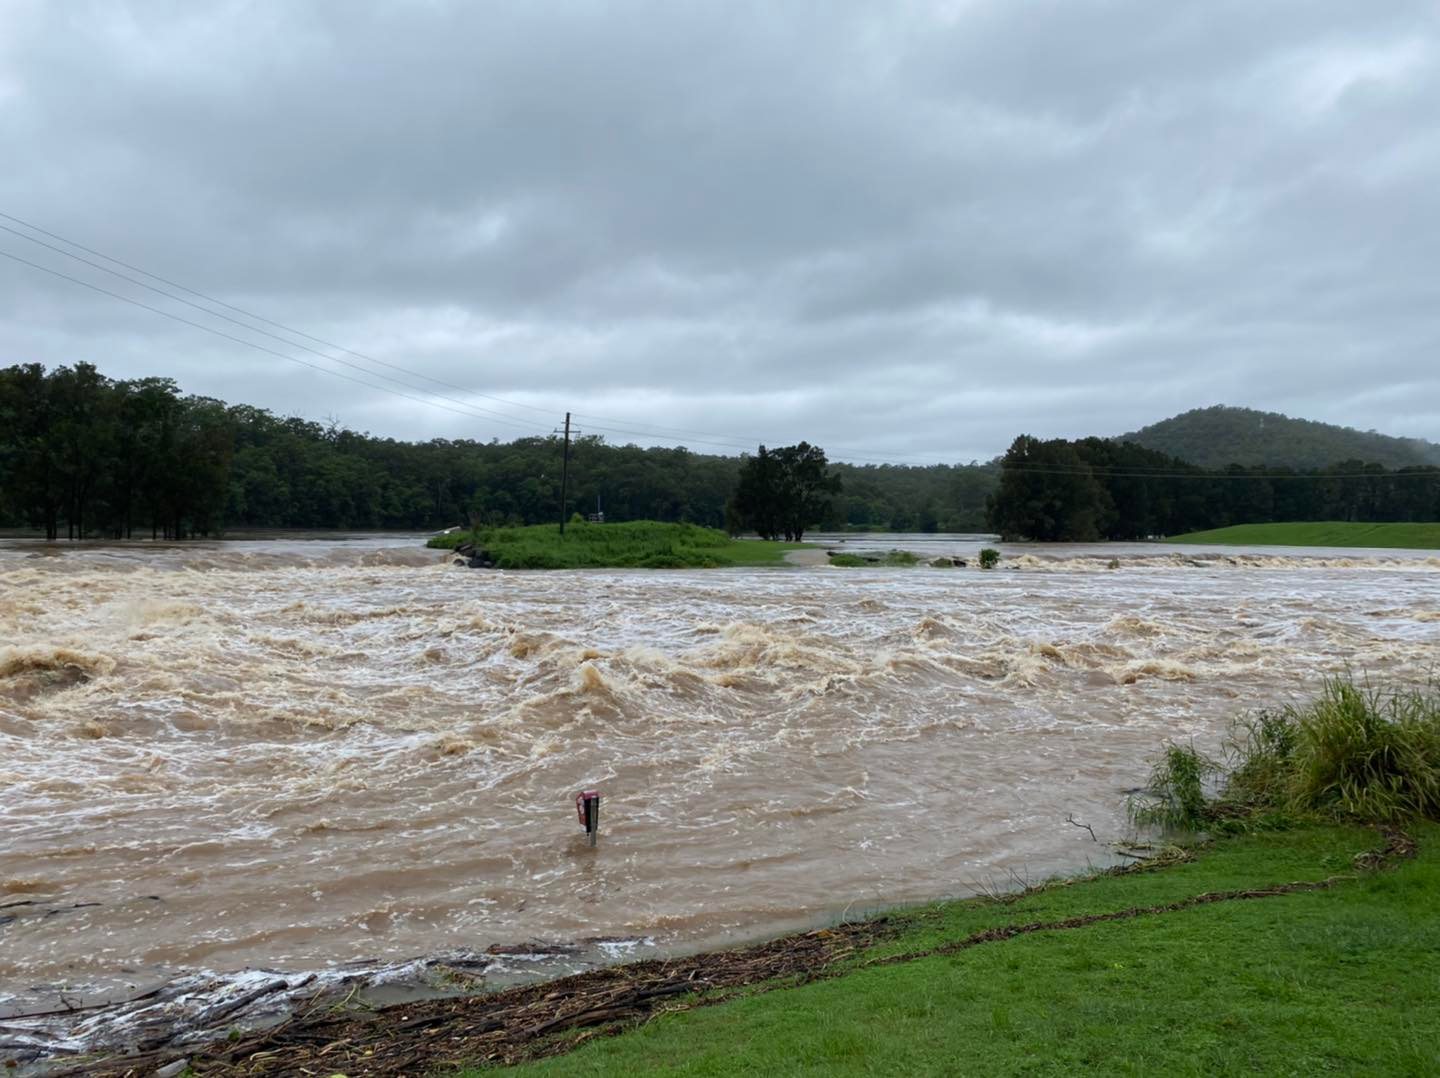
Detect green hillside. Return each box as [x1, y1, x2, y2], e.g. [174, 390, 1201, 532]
[1120, 405, 1440, 470]
[1166, 521, 1440, 549]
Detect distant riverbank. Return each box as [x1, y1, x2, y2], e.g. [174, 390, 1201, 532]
[1166, 521, 1440, 549]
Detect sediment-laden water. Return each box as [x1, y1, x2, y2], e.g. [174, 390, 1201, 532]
[2, 535, 1437, 1063]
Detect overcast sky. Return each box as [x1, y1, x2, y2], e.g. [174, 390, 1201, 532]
[2, 1, 1437, 463]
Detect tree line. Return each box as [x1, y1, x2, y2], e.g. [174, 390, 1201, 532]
[987, 435, 1440, 541]
[0, 363, 994, 539]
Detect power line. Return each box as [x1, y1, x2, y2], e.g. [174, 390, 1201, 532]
[569, 411, 947, 466]
[0, 220, 550, 430]
[0, 232, 915, 457]
[0, 246, 548, 436]
[0, 210, 958, 467]
[0, 209, 561, 420]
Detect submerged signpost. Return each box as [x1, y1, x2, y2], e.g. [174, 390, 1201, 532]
[575, 789, 601, 847]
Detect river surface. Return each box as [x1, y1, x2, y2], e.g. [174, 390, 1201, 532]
[2, 533, 1438, 1061]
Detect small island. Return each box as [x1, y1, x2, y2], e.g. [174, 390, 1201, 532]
[428, 520, 812, 569]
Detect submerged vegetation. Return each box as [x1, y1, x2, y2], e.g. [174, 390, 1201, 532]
[1131, 678, 1440, 830]
[1165, 521, 1440, 549]
[827, 549, 921, 567]
[428, 520, 808, 569]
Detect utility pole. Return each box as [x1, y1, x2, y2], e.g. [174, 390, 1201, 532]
[558, 411, 572, 535]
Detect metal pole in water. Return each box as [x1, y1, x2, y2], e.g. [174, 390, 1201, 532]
[575, 789, 600, 847]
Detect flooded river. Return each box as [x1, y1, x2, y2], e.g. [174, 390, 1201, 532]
[2, 534, 1437, 1062]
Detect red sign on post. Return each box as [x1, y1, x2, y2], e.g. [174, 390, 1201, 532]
[575, 789, 601, 846]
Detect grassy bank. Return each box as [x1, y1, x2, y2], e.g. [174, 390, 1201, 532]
[480, 825, 1436, 1077]
[1165, 521, 1440, 549]
[97, 824, 1436, 1076]
[428, 521, 810, 569]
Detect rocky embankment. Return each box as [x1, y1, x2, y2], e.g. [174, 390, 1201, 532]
[450, 541, 495, 569]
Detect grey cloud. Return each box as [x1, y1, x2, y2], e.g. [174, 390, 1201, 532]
[1, 0, 1438, 462]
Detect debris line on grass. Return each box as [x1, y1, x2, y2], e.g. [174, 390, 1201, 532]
[68, 829, 1414, 1078]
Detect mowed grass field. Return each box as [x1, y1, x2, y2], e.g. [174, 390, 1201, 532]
[428, 520, 810, 568]
[460, 825, 1440, 1077]
[1165, 521, 1440, 549]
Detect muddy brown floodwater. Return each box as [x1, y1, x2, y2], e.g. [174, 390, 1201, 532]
[1, 535, 1437, 1064]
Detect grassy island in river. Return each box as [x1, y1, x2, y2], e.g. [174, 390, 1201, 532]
[1165, 521, 1440, 549]
[428, 520, 811, 568]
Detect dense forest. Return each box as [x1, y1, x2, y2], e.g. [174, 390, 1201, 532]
[10, 364, 1436, 544]
[987, 435, 1440, 541]
[1122, 405, 1440, 471]
[0, 363, 995, 539]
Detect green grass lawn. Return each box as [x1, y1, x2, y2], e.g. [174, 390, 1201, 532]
[1165, 521, 1440, 549]
[428, 521, 810, 568]
[457, 824, 1440, 1077]
[828, 550, 922, 567]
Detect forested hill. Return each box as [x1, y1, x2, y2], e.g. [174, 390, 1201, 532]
[0, 362, 995, 539]
[1120, 406, 1440, 471]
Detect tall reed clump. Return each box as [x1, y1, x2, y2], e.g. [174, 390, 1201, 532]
[1131, 677, 1440, 830]
[1237, 677, 1440, 822]
[1128, 743, 1219, 831]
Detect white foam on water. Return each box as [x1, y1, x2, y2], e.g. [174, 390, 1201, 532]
[1, 535, 1437, 1062]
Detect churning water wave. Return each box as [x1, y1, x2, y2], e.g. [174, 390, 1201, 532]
[2, 534, 1437, 1065]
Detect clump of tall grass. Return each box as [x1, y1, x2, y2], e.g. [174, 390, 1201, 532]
[1128, 743, 1220, 831]
[1130, 677, 1440, 831]
[1235, 677, 1440, 823]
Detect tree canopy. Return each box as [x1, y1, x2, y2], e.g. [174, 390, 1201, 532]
[0, 364, 991, 539]
[725, 442, 842, 541]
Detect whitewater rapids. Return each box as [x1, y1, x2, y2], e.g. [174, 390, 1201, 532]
[1, 535, 1437, 1062]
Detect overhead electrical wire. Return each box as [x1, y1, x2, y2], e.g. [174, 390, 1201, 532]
[0, 247, 547, 435]
[0, 210, 560, 419]
[0, 209, 952, 466]
[0, 221, 553, 432]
